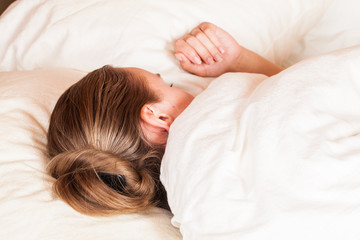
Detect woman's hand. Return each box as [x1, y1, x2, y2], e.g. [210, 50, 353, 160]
[174, 22, 242, 77]
[174, 22, 283, 77]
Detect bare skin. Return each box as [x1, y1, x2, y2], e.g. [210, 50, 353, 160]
[137, 22, 284, 145]
[174, 22, 283, 77]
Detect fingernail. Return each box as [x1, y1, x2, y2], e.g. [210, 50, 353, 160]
[219, 47, 225, 54]
[194, 56, 202, 64]
[214, 54, 222, 62]
[175, 53, 183, 62]
[207, 57, 214, 64]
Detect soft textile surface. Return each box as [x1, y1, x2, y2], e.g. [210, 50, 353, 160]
[0, 0, 329, 95]
[286, 0, 360, 65]
[0, 69, 182, 240]
[161, 46, 360, 239]
[0, 0, 332, 239]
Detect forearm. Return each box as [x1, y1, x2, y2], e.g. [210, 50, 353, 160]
[174, 22, 284, 77]
[230, 47, 284, 77]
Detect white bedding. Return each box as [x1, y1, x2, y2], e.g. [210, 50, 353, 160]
[1, 0, 360, 239]
[161, 46, 360, 239]
[0, 69, 182, 240]
[0, 0, 329, 95]
[287, 0, 360, 65]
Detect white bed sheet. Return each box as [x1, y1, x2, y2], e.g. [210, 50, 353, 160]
[1, 0, 360, 239]
[161, 45, 360, 240]
[286, 0, 360, 65]
[0, 69, 182, 240]
[0, 0, 329, 95]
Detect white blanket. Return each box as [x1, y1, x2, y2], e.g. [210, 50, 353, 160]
[2, 0, 360, 239]
[161, 46, 360, 240]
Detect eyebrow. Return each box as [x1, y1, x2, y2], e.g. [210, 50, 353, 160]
[156, 73, 172, 87]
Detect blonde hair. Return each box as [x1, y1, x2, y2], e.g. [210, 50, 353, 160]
[47, 65, 169, 216]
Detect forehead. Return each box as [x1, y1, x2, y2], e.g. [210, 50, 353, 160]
[123, 67, 164, 86]
[121, 67, 151, 77]
[114, 67, 150, 86]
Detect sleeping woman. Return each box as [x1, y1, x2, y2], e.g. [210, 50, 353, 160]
[46, 22, 283, 216]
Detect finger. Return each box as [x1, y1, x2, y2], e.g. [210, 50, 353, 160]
[191, 28, 223, 63]
[174, 38, 202, 65]
[174, 52, 191, 64]
[184, 34, 215, 65]
[178, 59, 207, 77]
[199, 23, 225, 54]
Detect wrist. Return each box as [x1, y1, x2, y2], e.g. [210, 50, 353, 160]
[230, 47, 283, 76]
[229, 46, 254, 73]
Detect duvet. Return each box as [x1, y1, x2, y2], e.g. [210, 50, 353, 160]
[161, 46, 360, 240]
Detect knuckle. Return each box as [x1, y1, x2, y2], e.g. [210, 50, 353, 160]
[199, 22, 212, 29]
[200, 21, 211, 27]
[190, 28, 199, 35]
[184, 35, 195, 43]
[174, 39, 183, 49]
[203, 27, 213, 35]
[194, 32, 203, 39]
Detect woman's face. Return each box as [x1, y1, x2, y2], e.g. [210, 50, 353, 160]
[124, 67, 194, 121]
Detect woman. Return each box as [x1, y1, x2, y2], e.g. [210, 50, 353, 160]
[46, 22, 283, 216]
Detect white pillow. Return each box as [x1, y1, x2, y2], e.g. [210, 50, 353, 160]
[161, 45, 360, 239]
[286, 0, 360, 65]
[0, 69, 182, 240]
[0, 0, 330, 95]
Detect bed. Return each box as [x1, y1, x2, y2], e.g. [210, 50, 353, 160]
[1, 0, 360, 239]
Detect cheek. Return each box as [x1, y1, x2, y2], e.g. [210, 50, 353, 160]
[175, 90, 194, 111]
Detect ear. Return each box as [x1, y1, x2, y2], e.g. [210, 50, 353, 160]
[140, 104, 173, 145]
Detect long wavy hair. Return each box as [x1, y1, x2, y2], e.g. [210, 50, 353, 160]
[46, 65, 169, 216]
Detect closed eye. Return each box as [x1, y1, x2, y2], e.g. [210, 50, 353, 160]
[156, 73, 172, 87]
